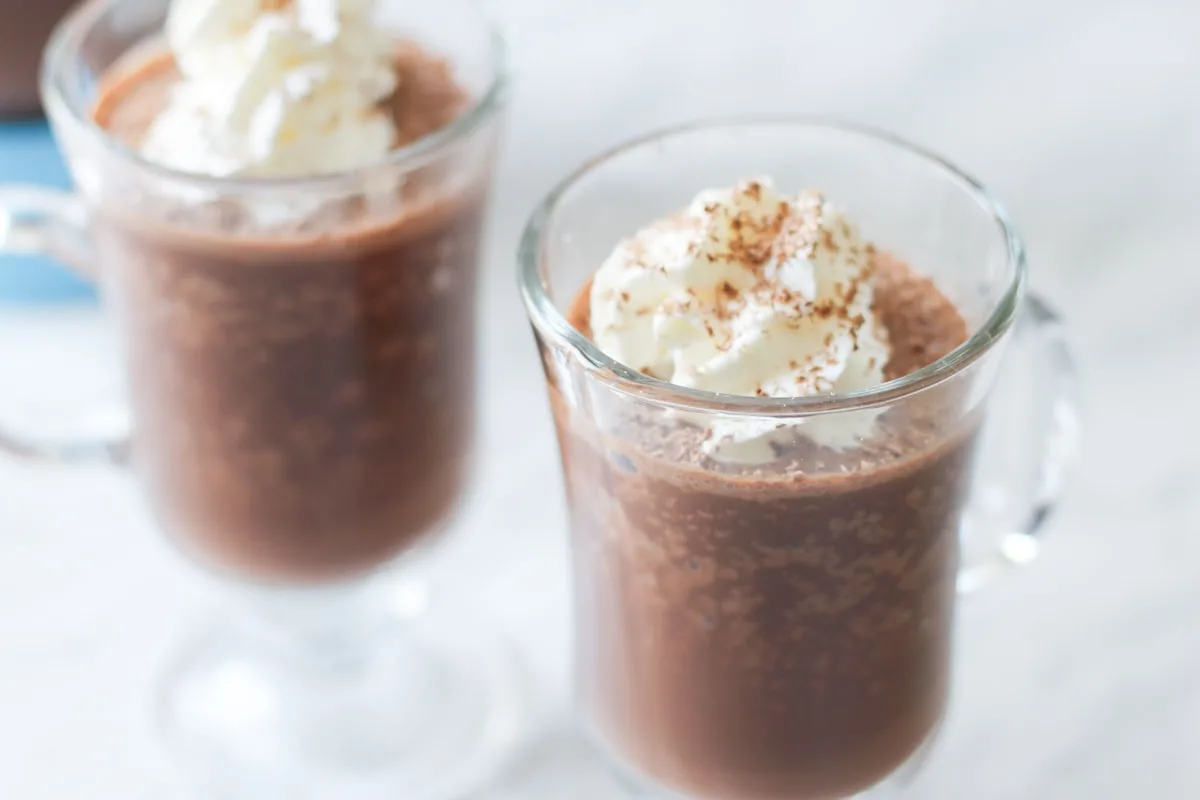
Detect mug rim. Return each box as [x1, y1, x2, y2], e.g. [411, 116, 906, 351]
[518, 116, 1027, 418]
[39, 0, 509, 192]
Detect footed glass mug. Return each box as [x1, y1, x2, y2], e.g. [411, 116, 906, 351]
[520, 120, 1080, 800]
[0, 1, 529, 799]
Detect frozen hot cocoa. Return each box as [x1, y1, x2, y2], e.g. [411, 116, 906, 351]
[89, 0, 495, 582]
[551, 180, 978, 799]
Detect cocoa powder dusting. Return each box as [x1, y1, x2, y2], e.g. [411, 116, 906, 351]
[568, 251, 968, 387]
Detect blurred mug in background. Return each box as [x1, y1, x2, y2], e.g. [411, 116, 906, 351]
[0, 1, 530, 799]
[0, 0, 80, 118]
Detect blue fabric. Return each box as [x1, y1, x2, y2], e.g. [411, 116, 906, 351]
[0, 119, 97, 305]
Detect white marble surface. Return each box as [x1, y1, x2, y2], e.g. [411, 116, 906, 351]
[2, 0, 1198, 797]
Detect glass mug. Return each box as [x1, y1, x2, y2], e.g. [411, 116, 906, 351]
[0, 1, 529, 798]
[520, 120, 1079, 800]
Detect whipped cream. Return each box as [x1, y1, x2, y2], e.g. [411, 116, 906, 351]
[141, 0, 399, 177]
[590, 179, 891, 459]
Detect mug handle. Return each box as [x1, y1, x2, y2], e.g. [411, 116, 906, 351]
[0, 186, 129, 464]
[958, 292, 1081, 593]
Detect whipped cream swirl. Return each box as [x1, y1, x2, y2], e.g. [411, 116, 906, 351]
[590, 179, 891, 458]
[141, 0, 399, 177]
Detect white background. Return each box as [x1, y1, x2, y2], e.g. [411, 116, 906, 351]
[2, 0, 1198, 797]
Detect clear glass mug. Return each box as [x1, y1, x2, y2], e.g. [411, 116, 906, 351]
[0, 1, 529, 798]
[520, 120, 1080, 800]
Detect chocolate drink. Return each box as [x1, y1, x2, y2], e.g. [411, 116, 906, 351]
[0, 0, 78, 116]
[90, 43, 488, 583]
[554, 255, 977, 799]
